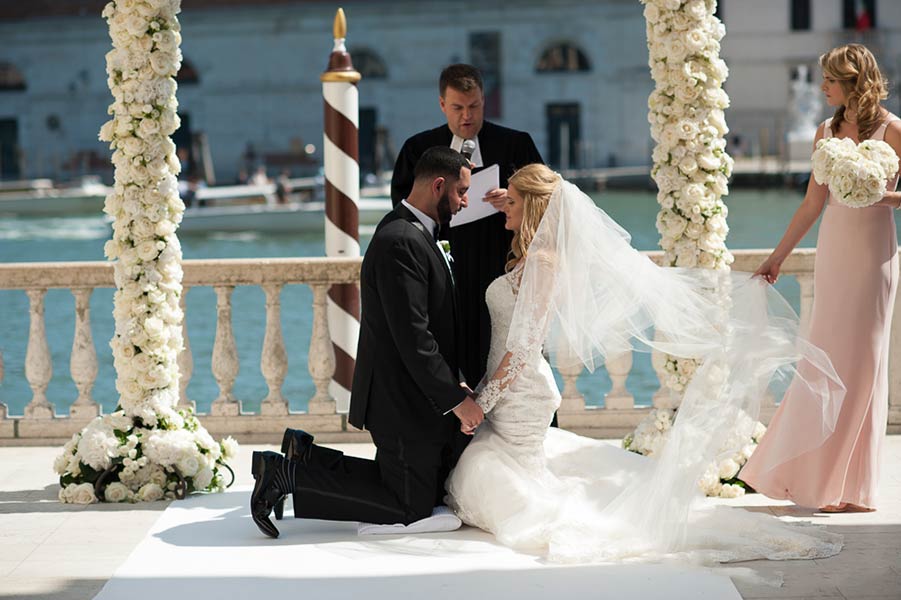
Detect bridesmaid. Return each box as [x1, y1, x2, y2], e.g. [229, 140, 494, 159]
[741, 44, 901, 512]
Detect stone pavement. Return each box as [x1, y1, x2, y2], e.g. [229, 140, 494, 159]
[1, 439, 899, 600]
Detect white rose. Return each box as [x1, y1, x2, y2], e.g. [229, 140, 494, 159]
[176, 454, 200, 477]
[193, 467, 214, 491]
[137, 482, 165, 502]
[675, 248, 698, 268]
[718, 483, 745, 499]
[136, 239, 160, 261]
[697, 251, 716, 269]
[678, 156, 698, 176]
[717, 457, 741, 480]
[220, 436, 239, 460]
[665, 37, 688, 61]
[644, 3, 661, 23]
[677, 119, 699, 140]
[72, 482, 98, 505]
[138, 117, 161, 138]
[670, 11, 690, 31]
[125, 15, 149, 37]
[683, 28, 706, 53]
[660, 126, 681, 149]
[153, 220, 176, 237]
[709, 58, 729, 83]
[104, 482, 131, 503]
[685, 0, 707, 20]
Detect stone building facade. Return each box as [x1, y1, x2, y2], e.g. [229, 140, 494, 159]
[1, 0, 900, 182]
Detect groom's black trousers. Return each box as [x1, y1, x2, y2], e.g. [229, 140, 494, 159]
[291, 428, 466, 525]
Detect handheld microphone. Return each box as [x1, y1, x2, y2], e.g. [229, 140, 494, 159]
[461, 139, 476, 162]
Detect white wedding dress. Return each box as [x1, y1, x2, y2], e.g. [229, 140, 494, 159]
[445, 266, 843, 567]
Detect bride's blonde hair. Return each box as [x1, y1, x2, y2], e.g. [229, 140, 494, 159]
[820, 44, 889, 140]
[506, 164, 560, 272]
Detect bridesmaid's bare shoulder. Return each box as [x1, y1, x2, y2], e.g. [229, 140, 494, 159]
[885, 117, 901, 147]
[812, 121, 826, 149]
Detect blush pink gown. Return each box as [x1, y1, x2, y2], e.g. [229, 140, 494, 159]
[741, 115, 900, 509]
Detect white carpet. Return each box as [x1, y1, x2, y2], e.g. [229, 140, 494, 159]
[93, 486, 741, 600]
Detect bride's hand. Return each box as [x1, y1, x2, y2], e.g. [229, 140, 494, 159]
[754, 255, 782, 284]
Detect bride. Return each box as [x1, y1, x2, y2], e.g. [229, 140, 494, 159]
[445, 164, 845, 567]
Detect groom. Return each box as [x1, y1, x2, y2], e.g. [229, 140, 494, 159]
[250, 147, 484, 537]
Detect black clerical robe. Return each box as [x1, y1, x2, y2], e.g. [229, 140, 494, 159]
[391, 121, 543, 386]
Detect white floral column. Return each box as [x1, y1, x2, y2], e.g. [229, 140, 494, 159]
[625, 0, 753, 498]
[643, 0, 733, 394]
[54, 0, 237, 504]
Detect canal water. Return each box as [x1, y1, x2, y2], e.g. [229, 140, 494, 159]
[0, 188, 862, 416]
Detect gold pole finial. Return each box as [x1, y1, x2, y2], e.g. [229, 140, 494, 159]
[333, 8, 347, 40]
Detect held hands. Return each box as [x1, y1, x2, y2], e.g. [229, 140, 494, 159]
[754, 255, 783, 285]
[452, 395, 484, 435]
[483, 188, 507, 211]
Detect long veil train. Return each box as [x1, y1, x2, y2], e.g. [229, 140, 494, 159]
[502, 178, 846, 562]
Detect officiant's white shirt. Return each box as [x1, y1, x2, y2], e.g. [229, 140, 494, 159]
[450, 135, 483, 167]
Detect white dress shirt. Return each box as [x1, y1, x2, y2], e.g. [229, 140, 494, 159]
[400, 199, 467, 414]
[450, 134, 483, 168]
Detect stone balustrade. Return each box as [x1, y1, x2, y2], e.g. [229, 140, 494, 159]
[1, 250, 899, 445]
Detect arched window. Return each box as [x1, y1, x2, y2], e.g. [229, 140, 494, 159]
[350, 48, 388, 79]
[176, 58, 199, 84]
[536, 43, 591, 74]
[0, 62, 26, 91]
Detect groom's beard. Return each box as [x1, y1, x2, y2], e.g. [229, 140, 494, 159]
[436, 190, 452, 226]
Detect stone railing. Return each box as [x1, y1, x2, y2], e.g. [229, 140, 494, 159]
[1, 250, 899, 445]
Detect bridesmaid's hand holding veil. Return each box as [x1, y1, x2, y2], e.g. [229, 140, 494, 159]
[755, 254, 783, 284]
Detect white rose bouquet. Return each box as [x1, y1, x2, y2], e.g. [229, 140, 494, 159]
[812, 137, 899, 208]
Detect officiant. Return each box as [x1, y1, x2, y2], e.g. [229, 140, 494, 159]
[391, 64, 543, 388]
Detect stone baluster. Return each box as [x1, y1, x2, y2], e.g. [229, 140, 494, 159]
[177, 288, 194, 410]
[797, 272, 815, 338]
[24, 289, 54, 419]
[69, 288, 99, 419]
[555, 342, 585, 413]
[557, 360, 585, 413]
[260, 283, 289, 415]
[604, 352, 634, 409]
[211, 286, 240, 416]
[650, 346, 678, 409]
[308, 283, 336, 414]
[0, 349, 6, 420]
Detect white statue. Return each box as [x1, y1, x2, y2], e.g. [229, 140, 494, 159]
[787, 65, 822, 141]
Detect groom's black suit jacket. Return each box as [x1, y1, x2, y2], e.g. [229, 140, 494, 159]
[390, 121, 543, 386]
[348, 203, 468, 440]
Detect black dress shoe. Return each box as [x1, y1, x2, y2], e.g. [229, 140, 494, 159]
[250, 451, 287, 538]
[280, 428, 315, 462]
[274, 429, 314, 520]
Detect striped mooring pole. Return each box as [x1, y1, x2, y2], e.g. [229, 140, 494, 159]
[321, 8, 361, 413]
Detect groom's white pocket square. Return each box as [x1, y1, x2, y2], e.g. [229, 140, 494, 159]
[357, 506, 462, 536]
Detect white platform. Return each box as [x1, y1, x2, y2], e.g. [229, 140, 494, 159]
[3, 442, 900, 600]
[93, 486, 740, 600]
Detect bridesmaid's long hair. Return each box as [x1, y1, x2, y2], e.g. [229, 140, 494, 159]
[506, 164, 559, 272]
[820, 44, 889, 141]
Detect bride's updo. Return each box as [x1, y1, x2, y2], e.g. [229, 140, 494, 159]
[820, 43, 889, 141]
[506, 164, 560, 272]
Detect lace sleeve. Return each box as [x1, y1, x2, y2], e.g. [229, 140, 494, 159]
[476, 251, 557, 414]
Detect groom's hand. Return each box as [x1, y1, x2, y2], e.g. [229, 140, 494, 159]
[453, 397, 484, 435]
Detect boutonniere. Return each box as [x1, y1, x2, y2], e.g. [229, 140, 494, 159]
[438, 240, 454, 263]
